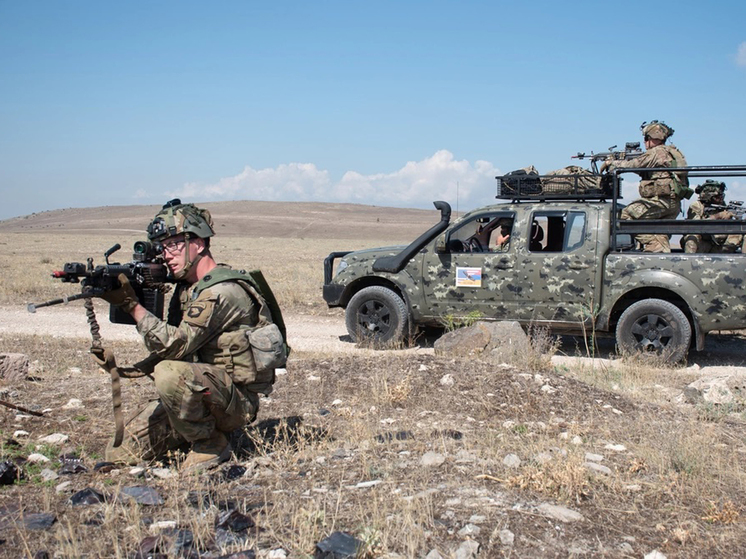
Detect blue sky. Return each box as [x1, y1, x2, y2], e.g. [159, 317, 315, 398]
[1, 1, 744, 220]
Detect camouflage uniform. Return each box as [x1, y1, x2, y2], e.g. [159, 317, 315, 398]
[106, 201, 278, 466]
[682, 183, 743, 253]
[605, 121, 688, 253]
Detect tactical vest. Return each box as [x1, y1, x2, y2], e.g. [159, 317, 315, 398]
[175, 267, 290, 392]
[640, 144, 690, 199]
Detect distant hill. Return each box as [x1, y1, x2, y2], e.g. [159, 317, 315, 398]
[0, 200, 449, 241]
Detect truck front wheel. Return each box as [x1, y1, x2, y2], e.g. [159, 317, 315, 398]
[615, 298, 692, 363]
[345, 286, 409, 345]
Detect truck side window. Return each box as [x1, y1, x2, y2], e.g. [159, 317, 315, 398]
[531, 212, 586, 252]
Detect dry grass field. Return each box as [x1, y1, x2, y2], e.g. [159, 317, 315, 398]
[2, 201, 746, 558]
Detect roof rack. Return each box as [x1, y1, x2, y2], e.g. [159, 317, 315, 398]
[495, 172, 618, 201]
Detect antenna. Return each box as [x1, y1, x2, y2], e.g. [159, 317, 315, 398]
[456, 181, 459, 216]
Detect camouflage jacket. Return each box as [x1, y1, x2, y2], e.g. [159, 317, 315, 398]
[608, 144, 688, 199]
[136, 269, 274, 390]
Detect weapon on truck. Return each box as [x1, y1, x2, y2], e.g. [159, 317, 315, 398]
[703, 200, 746, 220]
[28, 241, 171, 324]
[27, 241, 173, 448]
[572, 141, 643, 173]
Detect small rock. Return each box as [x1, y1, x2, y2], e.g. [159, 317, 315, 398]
[420, 452, 446, 467]
[315, 531, 362, 559]
[62, 399, 84, 409]
[419, 364, 428, 372]
[571, 436, 583, 445]
[149, 520, 177, 533]
[644, 551, 667, 559]
[541, 384, 557, 394]
[130, 467, 146, 477]
[424, 550, 444, 559]
[584, 453, 604, 462]
[331, 399, 343, 406]
[454, 539, 480, 559]
[457, 523, 480, 537]
[268, 549, 287, 559]
[440, 374, 455, 387]
[352, 480, 383, 489]
[120, 485, 164, 506]
[624, 484, 642, 492]
[70, 488, 107, 506]
[150, 468, 173, 480]
[0, 461, 22, 485]
[216, 509, 255, 532]
[503, 454, 521, 468]
[27, 453, 51, 464]
[22, 512, 57, 531]
[537, 503, 584, 523]
[39, 468, 59, 482]
[499, 529, 515, 546]
[59, 460, 88, 475]
[94, 462, 116, 473]
[55, 481, 73, 494]
[13, 430, 30, 438]
[584, 462, 612, 476]
[468, 515, 486, 524]
[37, 433, 68, 445]
[604, 444, 627, 452]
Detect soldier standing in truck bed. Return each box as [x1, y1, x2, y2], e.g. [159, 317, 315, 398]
[601, 120, 690, 253]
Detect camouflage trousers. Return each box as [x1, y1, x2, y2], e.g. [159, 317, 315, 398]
[106, 361, 259, 465]
[620, 197, 681, 253]
[682, 233, 744, 254]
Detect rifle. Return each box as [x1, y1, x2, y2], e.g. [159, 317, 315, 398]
[28, 241, 171, 324]
[572, 141, 643, 173]
[27, 241, 173, 448]
[703, 200, 746, 220]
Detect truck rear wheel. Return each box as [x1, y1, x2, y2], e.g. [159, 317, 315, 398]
[345, 286, 409, 345]
[615, 298, 691, 363]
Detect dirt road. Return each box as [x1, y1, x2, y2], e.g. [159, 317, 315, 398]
[0, 304, 429, 356]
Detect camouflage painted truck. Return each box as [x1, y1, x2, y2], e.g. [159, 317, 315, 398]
[322, 165, 746, 362]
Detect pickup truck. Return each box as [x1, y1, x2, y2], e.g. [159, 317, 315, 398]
[322, 165, 746, 362]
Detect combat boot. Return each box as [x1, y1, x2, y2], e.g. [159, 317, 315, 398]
[181, 431, 231, 473]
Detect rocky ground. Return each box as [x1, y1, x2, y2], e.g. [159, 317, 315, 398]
[2, 312, 746, 558]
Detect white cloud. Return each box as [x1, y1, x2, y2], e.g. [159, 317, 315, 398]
[168, 150, 501, 211]
[132, 188, 152, 199]
[737, 42, 746, 67]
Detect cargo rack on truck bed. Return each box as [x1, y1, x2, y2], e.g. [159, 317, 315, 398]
[495, 171, 617, 201]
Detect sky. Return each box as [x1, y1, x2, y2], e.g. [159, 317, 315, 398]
[1, 1, 745, 220]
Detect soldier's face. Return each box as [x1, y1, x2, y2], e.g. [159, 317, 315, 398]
[161, 234, 190, 274]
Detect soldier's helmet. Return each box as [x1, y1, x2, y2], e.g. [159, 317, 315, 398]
[695, 180, 726, 204]
[147, 199, 215, 242]
[640, 120, 674, 141]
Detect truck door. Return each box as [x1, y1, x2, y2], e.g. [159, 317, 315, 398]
[520, 208, 599, 327]
[420, 210, 525, 320]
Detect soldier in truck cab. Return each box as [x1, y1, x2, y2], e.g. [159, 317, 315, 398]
[601, 120, 690, 253]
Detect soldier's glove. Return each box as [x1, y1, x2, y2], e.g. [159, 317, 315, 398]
[599, 158, 613, 174]
[100, 274, 139, 314]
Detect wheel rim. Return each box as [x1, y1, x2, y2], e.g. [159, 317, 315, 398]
[357, 299, 392, 337]
[630, 313, 674, 353]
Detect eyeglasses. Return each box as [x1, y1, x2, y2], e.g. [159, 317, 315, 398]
[161, 239, 186, 254]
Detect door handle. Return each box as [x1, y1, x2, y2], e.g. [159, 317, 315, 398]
[568, 261, 589, 270]
[496, 261, 514, 269]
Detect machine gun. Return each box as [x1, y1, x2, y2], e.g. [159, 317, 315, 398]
[28, 241, 171, 324]
[703, 200, 746, 220]
[572, 141, 643, 173]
